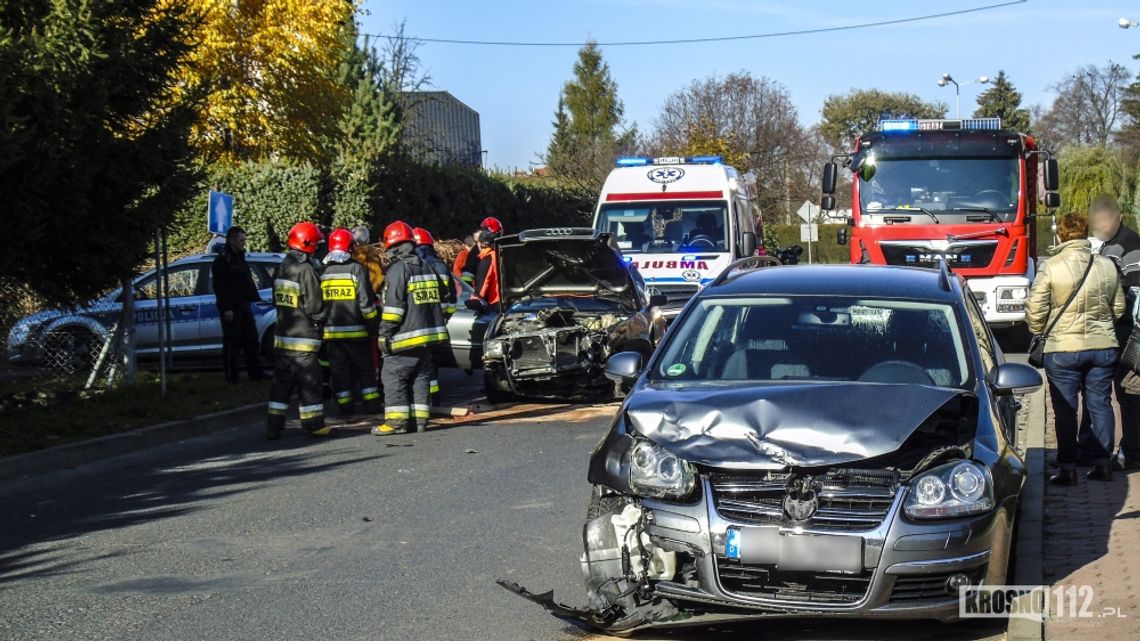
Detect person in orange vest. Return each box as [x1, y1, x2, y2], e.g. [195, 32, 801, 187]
[458, 217, 502, 286]
[466, 229, 500, 311]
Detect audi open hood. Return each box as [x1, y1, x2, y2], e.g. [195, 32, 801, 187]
[498, 228, 639, 309]
[624, 382, 973, 469]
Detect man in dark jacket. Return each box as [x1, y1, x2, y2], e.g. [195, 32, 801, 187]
[211, 226, 264, 383]
[1087, 195, 1140, 469]
[267, 222, 328, 439]
[373, 221, 449, 435]
[322, 228, 381, 416]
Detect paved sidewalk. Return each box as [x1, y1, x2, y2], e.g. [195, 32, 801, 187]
[1041, 386, 1140, 640]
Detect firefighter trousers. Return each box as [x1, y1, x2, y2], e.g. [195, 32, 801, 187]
[327, 340, 381, 416]
[267, 349, 324, 434]
[380, 346, 432, 433]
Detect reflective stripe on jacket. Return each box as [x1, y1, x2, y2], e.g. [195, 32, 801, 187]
[378, 245, 449, 353]
[273, 250, 326, 351]
[320, 259, 378, 341]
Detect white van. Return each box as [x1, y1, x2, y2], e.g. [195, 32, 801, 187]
[592, 156, 764, 316]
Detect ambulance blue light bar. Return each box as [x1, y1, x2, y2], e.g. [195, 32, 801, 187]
[614, 155, 724, 167]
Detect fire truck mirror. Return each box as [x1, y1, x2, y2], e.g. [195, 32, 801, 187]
[821, 195, 836, 212]
[857, 160, 876, 182]
[836, 227, 848, 246]
[821, 162, 838, 194]
[1043, 158, 1059, 192]
[1044, 192, 1061, 209]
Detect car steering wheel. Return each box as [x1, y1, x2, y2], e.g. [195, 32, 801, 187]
[858, 360, 936, 386]
[686, 235, 717, 250]
[972, 190, 1007, 203]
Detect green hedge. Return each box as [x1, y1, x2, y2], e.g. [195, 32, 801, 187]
[169, 160, 325, 254]
[167, 159, 594, 255]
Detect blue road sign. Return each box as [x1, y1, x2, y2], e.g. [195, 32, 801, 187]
[207, 190, 234, 235]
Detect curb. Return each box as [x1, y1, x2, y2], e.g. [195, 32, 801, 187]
[0, 402, 267, 485]
[1009, 380, 1046, 641]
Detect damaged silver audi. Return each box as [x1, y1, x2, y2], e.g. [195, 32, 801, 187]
[501, 260, 1042, 634]
[480, 228, 667, 402]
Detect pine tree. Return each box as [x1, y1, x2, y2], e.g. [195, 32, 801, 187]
[973, 70, 1031, 133]
[331, 33, 402, 228]
[544, 42, 637, 192]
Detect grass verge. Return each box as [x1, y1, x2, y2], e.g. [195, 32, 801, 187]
[0, 372, 268, 458]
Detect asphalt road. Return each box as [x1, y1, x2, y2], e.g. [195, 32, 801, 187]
[0, 361, 1026, 641]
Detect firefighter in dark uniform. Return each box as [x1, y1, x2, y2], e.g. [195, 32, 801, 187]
[372, 221, 449, 435]
[321, 228, 381, 416]
[413, 227, 458, 406]
[267, 222, 328, 439]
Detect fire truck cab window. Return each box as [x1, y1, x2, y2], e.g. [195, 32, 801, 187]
[860, 157, 1019, 221]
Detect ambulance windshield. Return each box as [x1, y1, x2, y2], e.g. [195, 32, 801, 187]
[598, 201, 729, 254]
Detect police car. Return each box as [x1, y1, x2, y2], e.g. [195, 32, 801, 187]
[7, 253, 282, 372]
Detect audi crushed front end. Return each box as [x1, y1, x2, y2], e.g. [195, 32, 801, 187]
[500, 265, 1040, 634]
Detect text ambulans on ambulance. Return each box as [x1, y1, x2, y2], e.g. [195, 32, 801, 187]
[593, 156, 762, 317]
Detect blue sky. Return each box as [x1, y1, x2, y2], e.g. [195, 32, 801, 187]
[359, 1, 1140, 171]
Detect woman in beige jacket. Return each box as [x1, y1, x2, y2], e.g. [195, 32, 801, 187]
[1026, 214, 1125, 484]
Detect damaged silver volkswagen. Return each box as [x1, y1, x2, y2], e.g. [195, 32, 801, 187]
[501, 261, 1042, 634]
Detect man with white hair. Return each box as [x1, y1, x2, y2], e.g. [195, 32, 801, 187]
[1086, 195, 1140, 470]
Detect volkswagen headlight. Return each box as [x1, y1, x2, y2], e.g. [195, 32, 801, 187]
[628, 440, 696, 499]
[904, 460, 993, 519]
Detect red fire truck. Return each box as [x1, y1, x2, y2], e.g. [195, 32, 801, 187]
[821, 117, 1059, 327]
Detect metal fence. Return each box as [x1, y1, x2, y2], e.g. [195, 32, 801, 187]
[0, 279, 126, 400]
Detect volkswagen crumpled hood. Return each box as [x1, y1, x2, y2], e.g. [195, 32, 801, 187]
[624, 382, 970, 469]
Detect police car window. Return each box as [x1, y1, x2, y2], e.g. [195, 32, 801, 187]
[598, 201, 729, 253]
[137, 266, 201, 300]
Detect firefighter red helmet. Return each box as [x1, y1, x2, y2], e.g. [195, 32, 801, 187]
[287, 222, 323, 254]
[480, 216, 503, 235]
[328, 227, 354, 253]
[383, 221, 415, 249]
[412, 227, 434, 246]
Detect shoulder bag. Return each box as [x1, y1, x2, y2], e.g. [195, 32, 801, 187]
[1028, 255, 1096, 368]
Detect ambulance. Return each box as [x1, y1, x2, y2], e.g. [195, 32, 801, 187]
[592, 156, 763, 317]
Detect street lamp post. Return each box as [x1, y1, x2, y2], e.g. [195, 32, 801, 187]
[938, 73, 991, 118]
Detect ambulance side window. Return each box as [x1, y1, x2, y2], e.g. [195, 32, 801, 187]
[734, 198, 753, 255]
